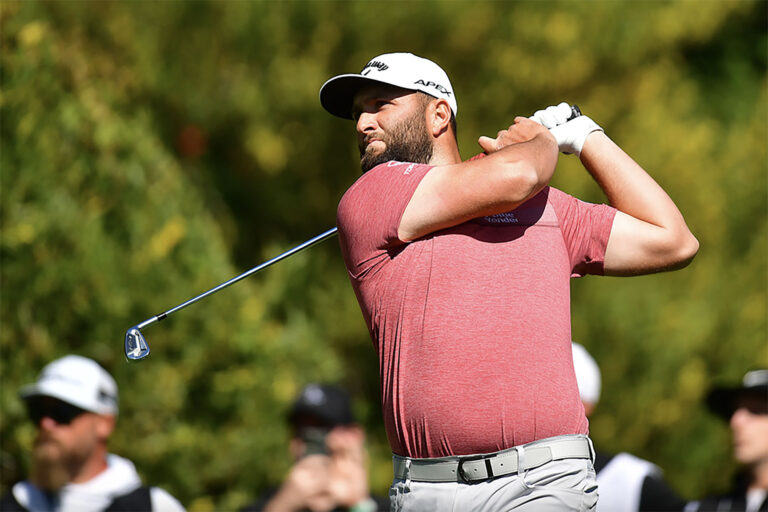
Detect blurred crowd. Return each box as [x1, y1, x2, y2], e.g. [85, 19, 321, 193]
[1, 353, 765, 512]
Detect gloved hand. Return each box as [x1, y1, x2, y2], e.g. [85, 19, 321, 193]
[530, 102, 603, 156]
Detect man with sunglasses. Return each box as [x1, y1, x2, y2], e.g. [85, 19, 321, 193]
[686, 369, 768, 512]
[0, 355, 185, 512]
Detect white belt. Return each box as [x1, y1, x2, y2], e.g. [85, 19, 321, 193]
[393, 435, 593, 483]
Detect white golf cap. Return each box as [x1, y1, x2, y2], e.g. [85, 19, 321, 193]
[20, 355, 119, 415]
[571, 342, 602, 405]
[320, 52, 457, 119]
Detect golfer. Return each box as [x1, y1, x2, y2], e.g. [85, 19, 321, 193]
[319, 53, 698, 511]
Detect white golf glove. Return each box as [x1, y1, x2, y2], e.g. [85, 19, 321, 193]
[530, 102, 603, 156]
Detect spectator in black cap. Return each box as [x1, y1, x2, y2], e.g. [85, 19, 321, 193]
[242, 384, 387, 512]
[685, 369, 768, 512]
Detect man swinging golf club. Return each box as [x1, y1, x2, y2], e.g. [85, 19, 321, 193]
[319, 52, 699, 511]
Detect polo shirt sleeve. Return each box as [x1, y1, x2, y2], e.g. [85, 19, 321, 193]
[336, 161, 432, 281]
[548, 187, 617, 277]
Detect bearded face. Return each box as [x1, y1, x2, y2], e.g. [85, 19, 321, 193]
[24, 396, 107, 491]
[30, 416, 101, 491]
[31, 433, 75, 491]
[358, 102, 434, 173]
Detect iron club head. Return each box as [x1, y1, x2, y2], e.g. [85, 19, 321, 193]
[124, 326, 151, 361]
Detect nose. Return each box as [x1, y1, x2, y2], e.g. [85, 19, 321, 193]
[38, 416, 59, 431]
[356, 111, 377, 135]
[730, 406, 752, 429]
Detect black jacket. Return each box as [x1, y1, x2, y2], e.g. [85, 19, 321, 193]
[686, 473, 768, 512]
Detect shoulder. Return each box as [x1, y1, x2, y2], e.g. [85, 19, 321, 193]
[545, 186, 599, 213]
[0, 481, 45, 512]
[612, 452, 661, 475]
[685, 475, 755, 512]
[0, 488, 26, 511]
[106, 486, 185, 512]
[685, 493, 746, 512]
[149, 487, 185, 511]
[342, 161, 431, 195]
[337, 161, 432, 226]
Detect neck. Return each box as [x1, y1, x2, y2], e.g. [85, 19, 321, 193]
[70, 447, 109, 484]
[429, 138, 462, 166]
[750, 458, 768, 490]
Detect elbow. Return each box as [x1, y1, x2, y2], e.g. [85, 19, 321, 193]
[666, 231, 700, 270]
[504, 162, 548, 202]
[517, 164, 543, 199]
[679, 232, 700, 267]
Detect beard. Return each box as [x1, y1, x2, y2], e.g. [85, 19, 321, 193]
[359, 111, 434, 173]
[30, 438, 73, 491]
[30, 431, 94, 491]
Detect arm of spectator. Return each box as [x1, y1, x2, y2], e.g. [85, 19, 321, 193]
[263, 456, 332, 512]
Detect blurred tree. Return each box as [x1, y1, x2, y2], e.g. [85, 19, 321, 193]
[1, 0, 765, 509]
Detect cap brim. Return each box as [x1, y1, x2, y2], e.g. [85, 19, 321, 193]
[320, 74, 416, 120]
[706, 385, 768, 420]
[289, 404, 352, 428]
[20, 382, 106, 415]
[20, 382, 86, 410]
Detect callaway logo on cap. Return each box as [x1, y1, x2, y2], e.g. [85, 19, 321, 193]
[319, 52, 457, 119]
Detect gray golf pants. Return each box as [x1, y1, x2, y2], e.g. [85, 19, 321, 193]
[389, 457, 598, 511]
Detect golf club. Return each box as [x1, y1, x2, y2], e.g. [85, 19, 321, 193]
[125, 227, 338, 361]
[124, 105, 581, 362]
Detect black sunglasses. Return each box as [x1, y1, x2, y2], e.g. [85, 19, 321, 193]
[735, 393, 768, 416]
[26, 397, 88, 425]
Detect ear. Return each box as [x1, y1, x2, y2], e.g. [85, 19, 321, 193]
[427, 98, 452, 138]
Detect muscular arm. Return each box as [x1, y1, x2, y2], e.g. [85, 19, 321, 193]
[580, 132, 699, 276]
[398, 117, 558, 242]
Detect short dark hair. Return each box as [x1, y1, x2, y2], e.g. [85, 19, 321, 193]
[416, 92, 457, 143]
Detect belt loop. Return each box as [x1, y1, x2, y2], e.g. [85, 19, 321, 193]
[515, 445, 526, 476]
[404, 458, 412, 489]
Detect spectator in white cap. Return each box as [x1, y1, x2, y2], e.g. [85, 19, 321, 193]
[572, 342, 686, 512]
[0, 355, 185, 512]
[685, 369, 768, 512]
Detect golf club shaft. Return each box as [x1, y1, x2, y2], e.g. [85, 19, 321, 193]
[126, 103, 582, 360]
[136, 227, 338, 330]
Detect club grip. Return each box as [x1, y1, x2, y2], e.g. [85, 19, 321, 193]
[568, 104, 581, 120]
[469, 104, 583, 162]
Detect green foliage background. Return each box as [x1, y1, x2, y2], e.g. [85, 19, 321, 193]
[1, 1, 765, 510]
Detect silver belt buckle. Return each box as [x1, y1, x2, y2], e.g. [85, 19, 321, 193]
[457, 454, 493, 483]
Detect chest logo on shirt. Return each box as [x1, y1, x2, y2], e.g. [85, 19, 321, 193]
[482, 212, 519, 224]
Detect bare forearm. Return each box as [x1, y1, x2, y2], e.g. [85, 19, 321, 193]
[263, 488, 303, 512]
[580, 132, 682, 228]
[581, 131, 698, 273]
[488, 131, 558, 203]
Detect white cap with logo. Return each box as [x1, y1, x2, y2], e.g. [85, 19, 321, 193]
[20, 355, 119, 415]
[320, 52, 457, 119]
